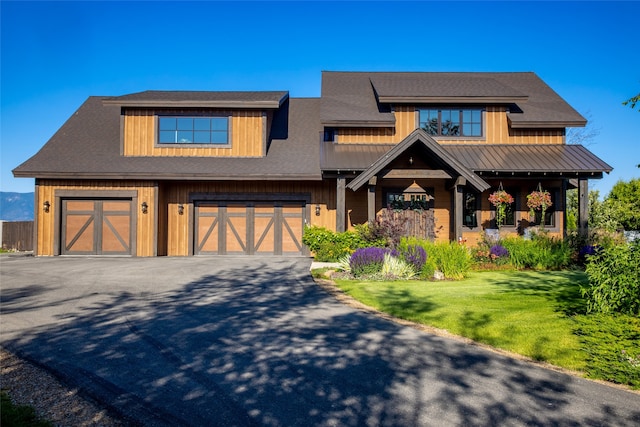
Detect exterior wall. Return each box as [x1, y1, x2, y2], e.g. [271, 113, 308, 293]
[161, 180, 334, 256]
[335, 106, 565, 145]
[123, 109, 265, 157]
[35, 180, 157, 256]
[344, 177, 565, 246]
[461, 179, 565, 246]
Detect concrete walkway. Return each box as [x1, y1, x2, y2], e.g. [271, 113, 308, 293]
[1, 256, 638, 426]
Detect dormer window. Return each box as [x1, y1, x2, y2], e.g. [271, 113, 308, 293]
[158, 116, 229, 144]
[419, 108, 482, 137]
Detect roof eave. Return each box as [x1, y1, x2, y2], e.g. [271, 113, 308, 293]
[378, 96, 529, 104]
[508, 118, 587, 128]
[102, 99, 285, 109]
[321, 120, 395, 128]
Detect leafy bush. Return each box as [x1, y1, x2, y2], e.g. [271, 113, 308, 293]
[302, 225, 372, 261]
[490, 244, 509, 258]
[350, 247, 388, 277]
[582, 241, 640, 315]
[500, 234, 571, 270]
[380, 253, 416, 280]
[400, 237, 472, 280]
[397, 244, 427, 273]
[367, 207, 409, 249]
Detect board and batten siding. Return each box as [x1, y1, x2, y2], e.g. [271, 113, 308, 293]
[162, 181, 334, 256]
[35, 180, 157, 256]
[123, 109, 265, 157]
[336, 106, 565, 145]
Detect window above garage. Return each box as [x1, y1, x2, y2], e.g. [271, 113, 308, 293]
[158, 116, 230, 145]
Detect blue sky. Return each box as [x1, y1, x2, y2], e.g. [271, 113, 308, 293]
[2, 1, 638, 195]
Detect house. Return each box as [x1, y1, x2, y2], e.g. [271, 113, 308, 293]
[13, 71, 612, 256]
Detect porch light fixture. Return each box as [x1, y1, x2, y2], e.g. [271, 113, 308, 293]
[141, 202, 148, 214]
[409, 156, 414, 166]
[43, 200, 50, 213]
[178, 204, 184, 215]
[315, 204, 321, 216]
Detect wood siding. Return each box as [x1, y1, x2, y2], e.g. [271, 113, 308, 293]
[336, 106, 416, 144]
[162, 181, 334, 256]
[35, 180, 157, 256]
[336, 106, 565, 145]
[123, 109, 264, 157]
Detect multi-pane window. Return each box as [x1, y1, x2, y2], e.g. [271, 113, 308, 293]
[158, 116, 229, 144]
[419, 108, 482, 137]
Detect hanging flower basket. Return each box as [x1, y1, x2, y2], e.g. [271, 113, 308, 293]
[527, 184, 552, 227]
[488, 189, 514, 229]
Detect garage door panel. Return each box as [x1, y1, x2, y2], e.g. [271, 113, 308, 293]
[194, 200, 304, 256]
[254, 215, 275, 254]
[62, 199, 132, 255]
[102, 215, 130, 253]
[196, 206, 219, 254]
[65, 214, 95, 253]
[226, 213, 247, 254]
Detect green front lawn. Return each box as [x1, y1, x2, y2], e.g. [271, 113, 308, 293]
[332, 270, 640, 389]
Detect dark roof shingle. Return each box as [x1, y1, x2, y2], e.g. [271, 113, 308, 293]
[13, 97, 321, 180]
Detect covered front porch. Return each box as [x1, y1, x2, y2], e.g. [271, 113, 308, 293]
[321, 129, 613, 242]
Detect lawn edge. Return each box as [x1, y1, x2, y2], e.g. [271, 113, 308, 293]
[312, 276, 640, 395]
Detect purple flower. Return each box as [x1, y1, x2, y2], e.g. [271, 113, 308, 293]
[490, 244, 509, 258]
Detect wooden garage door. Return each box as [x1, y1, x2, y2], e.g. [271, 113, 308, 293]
[195, 202, 304, 255]
[61, 199, 132, 255]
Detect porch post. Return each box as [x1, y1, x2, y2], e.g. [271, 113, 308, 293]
[578, 178, 589, 239]
[367, 176, 377, 223]
[453, 177, 466, 241]
[337, 176, 346, 232]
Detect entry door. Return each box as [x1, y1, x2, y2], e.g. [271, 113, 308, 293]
[61, 199, 132, 255]
[195, 202, 304, 255]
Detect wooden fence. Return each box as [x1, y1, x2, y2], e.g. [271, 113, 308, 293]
[1, 221, 34, 251]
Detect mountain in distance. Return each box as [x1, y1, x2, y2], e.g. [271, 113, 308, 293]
[0, 192, 34, 221]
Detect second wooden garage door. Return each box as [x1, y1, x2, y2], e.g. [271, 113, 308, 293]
[195, 202, 305, 255]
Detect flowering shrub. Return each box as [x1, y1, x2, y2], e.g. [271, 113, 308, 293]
[398, 244, 427, 273]
[350, 247, 389, 277]
[490, 244, 509, 259]
[488, 190, 514, 229]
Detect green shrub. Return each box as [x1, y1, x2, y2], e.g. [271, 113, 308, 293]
[1, 392, 52, 427]
[582, 241, 640, 315]
[380, 253, 416, 280]
[575, 314, 640, 388]
[401, 237, 472, 280]
[302, 225, 373, 261]
[500, 233, 572, 270]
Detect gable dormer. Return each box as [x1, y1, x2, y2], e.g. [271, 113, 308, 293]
[103, 90, 288, 157]
[320, 72, 586, 145]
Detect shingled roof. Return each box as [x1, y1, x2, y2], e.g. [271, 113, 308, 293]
[103, 90, 289, 108]
[321, 71, 586, 128]
[13, 96, 322, 181]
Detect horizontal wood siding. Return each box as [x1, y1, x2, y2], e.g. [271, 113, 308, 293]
[35, 180, 156, 256]
[163, 181, 332, 256]
[123, 109, 264, 157]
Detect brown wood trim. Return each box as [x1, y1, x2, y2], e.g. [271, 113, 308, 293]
[189, 192, 311, 203]
[382, 169, 452, 179]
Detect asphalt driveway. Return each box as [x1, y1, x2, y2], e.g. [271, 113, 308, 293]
[1, 256, 638, 426]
